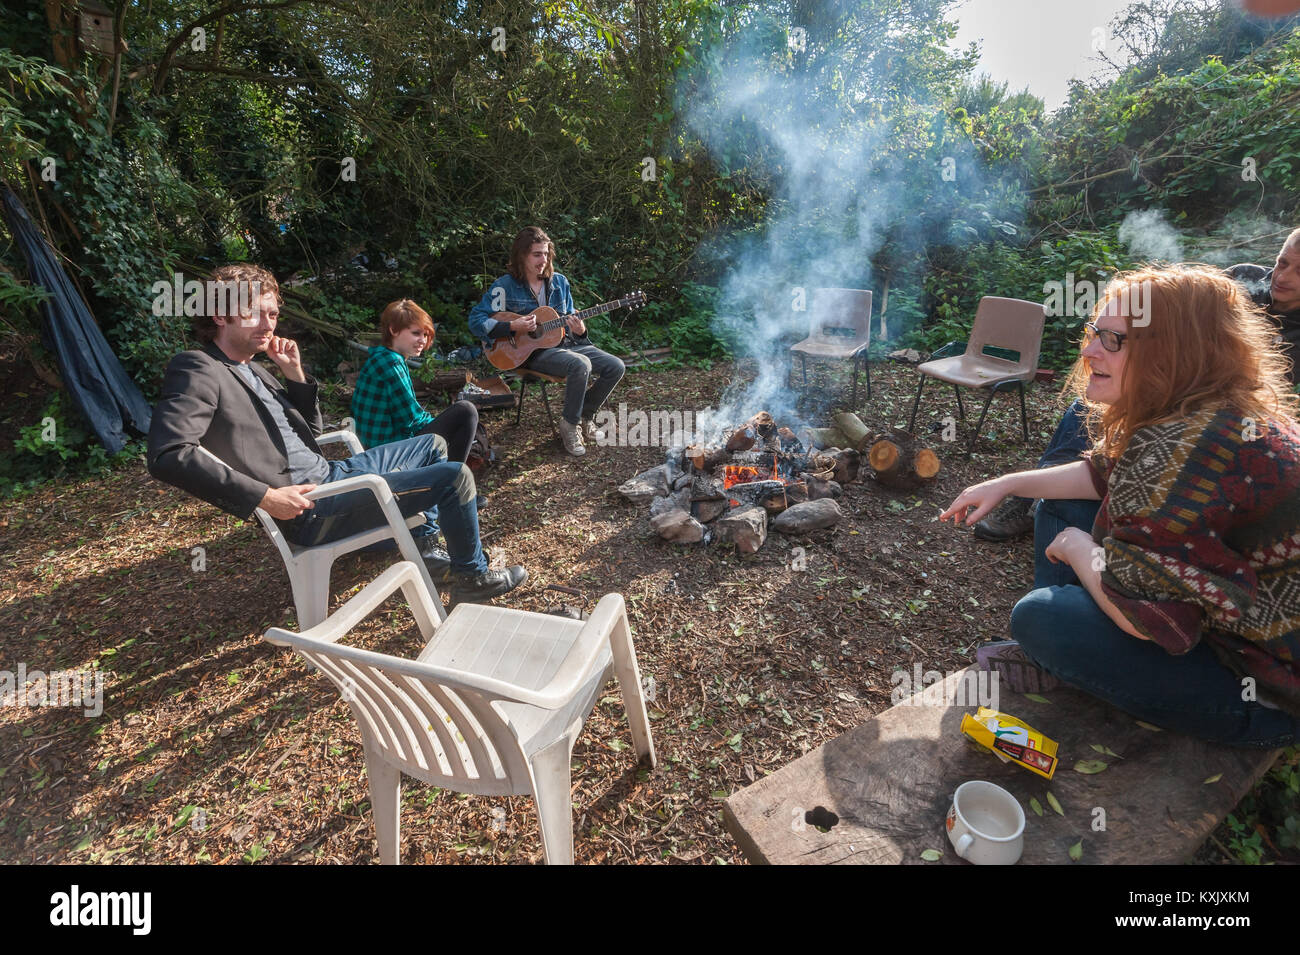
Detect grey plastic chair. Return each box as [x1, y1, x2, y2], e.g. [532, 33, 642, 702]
[789, 288, 873, 406]
[907, 296, 1046, 456]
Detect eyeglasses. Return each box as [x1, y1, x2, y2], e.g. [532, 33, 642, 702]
[1082, 322, 1127, 353]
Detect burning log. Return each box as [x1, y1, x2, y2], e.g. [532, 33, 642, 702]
[726, 411, 779, 453]
[684, 445, 732, 472]
[748, 411, 776, 438]
[868, 429, 941, 490]
[727, 479, 789, 510]
[725, 428, 757, 453]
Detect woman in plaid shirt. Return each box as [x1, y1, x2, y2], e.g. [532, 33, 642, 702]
[351, 299, 478, 458]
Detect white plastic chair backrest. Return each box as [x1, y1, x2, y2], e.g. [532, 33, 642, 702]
[966, 296, 1046, 373]
[809, 288, 872, 346]
[301, 639, 530, 791]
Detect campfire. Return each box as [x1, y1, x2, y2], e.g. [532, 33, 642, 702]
[619, 411, 861, 552]
[618, 410, 943, 553]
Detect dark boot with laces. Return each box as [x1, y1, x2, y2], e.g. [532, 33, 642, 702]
[973, 496, 1036, 542]
[448, 565, 528, 605]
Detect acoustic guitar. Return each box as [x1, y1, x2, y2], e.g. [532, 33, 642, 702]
[482, 291, 647, 371]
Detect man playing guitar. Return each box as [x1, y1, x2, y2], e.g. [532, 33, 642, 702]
[468, 226, 625, 456]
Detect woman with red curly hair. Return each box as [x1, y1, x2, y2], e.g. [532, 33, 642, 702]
[942, 265, 1300, 747]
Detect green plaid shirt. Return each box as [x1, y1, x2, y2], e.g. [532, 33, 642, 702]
[350, 346, 433, 448]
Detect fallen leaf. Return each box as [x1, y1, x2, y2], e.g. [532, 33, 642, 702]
[1029, 797, 1043, 817]
[1068, 840, 1083, 861]
[1135, 720, 1163, 732]
[1046, 791, 1064, 816]
[1090, 743, 1124, 759]
[920, 848, 942, 861]
[1024, 693, 1051, 704]
[1074, 760, 1108, 774]
[1203, 773, 1223, 784]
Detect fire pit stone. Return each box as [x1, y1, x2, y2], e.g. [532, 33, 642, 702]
[806, 475, 842, 500]
[650, 509, 705, 544]
[690, 475, 726, 501]
[771, 498, 843, 534]
[714, 506, 768, 553]
[618, 461, 680, 504]
[649, 488, 691, 519]
[695, 498, 728, 523]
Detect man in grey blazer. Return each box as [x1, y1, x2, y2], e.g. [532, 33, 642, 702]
[147, 263, 525, 604]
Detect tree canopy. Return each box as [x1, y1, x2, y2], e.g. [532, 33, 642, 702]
[2, 0, 1299, 489]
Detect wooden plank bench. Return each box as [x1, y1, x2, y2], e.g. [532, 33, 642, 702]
[724, 667, 1281, 864]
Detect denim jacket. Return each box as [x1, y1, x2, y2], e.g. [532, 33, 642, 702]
[467, 272, 589, 346]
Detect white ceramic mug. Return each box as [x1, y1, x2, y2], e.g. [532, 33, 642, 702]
[946, 780, 1025, 865]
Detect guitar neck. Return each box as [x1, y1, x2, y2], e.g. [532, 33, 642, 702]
[574, 299, 626, 321]
[536, 298, 631, 332]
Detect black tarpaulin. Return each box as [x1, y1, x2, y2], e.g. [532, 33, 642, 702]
[2, 182, 151, 452]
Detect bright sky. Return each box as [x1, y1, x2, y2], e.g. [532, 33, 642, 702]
[951, 0, 1139, 110]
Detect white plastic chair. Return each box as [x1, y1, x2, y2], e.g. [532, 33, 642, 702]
[199, 430, 445, 634]
[264, 561, 657, 864]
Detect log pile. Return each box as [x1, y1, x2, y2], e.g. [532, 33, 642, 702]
[867, 427, 941, 490]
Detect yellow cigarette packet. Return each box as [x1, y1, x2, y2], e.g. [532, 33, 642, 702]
[960, 706, 1059, 780]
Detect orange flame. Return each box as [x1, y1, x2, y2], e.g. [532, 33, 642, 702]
[723, 465, 761, 489]
[723, 455, 789, 489]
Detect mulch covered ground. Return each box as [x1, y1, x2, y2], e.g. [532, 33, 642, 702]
[0, 358, 1246, 864]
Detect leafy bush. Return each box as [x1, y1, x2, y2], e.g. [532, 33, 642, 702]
[0, 392, 144, 497]
[1218, 747, 1300, 864]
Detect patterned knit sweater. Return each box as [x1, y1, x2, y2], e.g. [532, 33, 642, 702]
[1087, 405, 1300, 717]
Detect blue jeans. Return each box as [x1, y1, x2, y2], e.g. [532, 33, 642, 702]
[1037, 398, 1090, 468]
[1031, 398, 1101, 588]
[524, 343, 626, 426]
[285, 433, 487, 575]
[1011, 512, 1298, 749]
